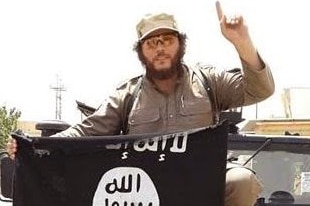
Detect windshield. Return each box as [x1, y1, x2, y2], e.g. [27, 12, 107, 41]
[229, 146, 310, 204]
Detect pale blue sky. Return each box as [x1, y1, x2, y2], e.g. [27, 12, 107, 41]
[1, 0, 310, 124]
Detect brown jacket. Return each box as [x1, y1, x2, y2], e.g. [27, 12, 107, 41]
[54, 59, 274, 137]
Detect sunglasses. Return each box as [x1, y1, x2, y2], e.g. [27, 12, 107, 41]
[142, 32, 178, 49]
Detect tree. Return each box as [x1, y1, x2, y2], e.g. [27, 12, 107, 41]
[0, 106, 21, 149]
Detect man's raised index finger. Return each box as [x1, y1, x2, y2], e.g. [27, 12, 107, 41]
[215, 1, 223, 21]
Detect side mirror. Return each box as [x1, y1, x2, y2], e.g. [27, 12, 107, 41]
[1, 152, 14, 199]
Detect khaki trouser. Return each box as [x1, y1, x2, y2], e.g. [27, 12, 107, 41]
[225, 166, 263, 206]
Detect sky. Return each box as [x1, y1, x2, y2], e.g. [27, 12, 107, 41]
[1, 0, 310, 125]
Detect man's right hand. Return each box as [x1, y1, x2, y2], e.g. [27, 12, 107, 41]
[6, 138, 17, 160]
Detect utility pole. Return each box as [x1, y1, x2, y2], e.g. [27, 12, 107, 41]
[50, 75, 66, 120]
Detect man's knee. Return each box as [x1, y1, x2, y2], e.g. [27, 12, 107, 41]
[225, 167, 263, 206]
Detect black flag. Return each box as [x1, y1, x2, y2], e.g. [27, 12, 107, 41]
[12, 122, 228, 206]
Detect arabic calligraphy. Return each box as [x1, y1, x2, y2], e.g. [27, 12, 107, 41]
[93, 167, 159, 206]
[106, 132, 188, 153]
[105, 174, 141, 194]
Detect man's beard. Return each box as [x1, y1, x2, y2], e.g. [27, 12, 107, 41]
[144, 53, 182, 80]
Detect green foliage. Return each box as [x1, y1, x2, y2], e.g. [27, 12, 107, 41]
[0, 106, 21, 149]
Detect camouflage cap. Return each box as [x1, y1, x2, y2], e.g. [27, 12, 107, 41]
[136, 13, 179, 41]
